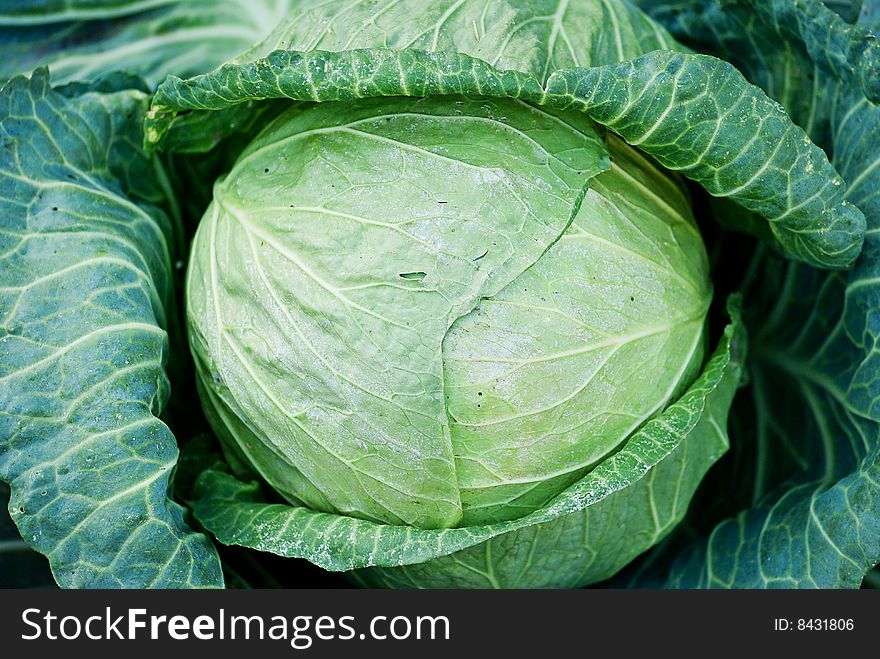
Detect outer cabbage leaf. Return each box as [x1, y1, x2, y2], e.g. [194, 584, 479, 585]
[233, 0, 681, 77]
[638, 240, 880, 588]
[0, 483, 55, 588]
[823, 1, 865, 22]
[619, 0, 880, 588]
[0, 1, 175, 22]
[144, 0, 681, 158]
[863, 0, 880, 30]
[146, 47, 864, 270]
[640, 0, 880, 103]
[0, 0, 294, 86]
[0, 69, 222, 587]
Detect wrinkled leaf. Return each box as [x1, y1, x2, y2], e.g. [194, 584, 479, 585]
[0, 69, 222, 587]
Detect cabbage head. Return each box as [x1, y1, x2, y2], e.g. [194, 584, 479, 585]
[2, 0, 879, 589]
